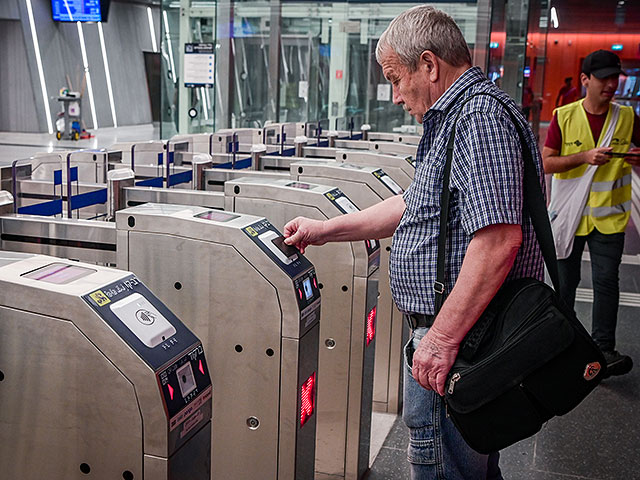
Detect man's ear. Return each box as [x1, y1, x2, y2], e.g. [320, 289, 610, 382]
[420, 50, 439, 82]
[580, 72, 589, 88]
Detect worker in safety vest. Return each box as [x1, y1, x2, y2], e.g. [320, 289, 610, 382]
[543, 49, 640, 377]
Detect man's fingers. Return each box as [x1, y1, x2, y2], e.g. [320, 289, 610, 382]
[284, 229, 301, 245]
[435, 372, 445, 396]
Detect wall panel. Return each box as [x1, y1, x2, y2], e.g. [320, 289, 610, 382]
[0, 20, 40, 132]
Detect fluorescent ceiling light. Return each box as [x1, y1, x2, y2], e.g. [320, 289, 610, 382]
[25, 0, 54, 134]
[163, 10, 177, 83]
[147, 7, 158, 53]
[550, 7, 559, 29]
[98, 22, 118, 128]
[77, 22, 99, 129]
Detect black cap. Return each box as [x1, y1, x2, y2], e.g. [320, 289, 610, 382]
[582, 50, 624, 79]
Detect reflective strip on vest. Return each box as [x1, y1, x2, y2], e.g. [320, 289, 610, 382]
[555, 100, 634, 235]
[582, 200, 631, 218]
[589, 174, 631, 192]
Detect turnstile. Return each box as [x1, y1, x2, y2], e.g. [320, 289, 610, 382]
[115, 204, 320, 479]
[332, 151, 415, 190]
[0, 252, 212, 479]
[289, 160, 406, 414]
[224, 177, 380, 480]
[256, 152, 413, 191]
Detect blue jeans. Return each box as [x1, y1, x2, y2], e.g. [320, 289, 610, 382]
[557, 229, 625, 351]
[403, 327, 503, 480]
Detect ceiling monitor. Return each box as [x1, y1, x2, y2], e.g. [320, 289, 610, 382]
[51, 0, 111, 23]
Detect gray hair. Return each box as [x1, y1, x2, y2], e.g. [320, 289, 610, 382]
[376, 5, 472, 71]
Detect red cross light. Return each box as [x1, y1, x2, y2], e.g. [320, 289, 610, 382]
[366, 306, 376, 346]
[300, 372, 316, 427]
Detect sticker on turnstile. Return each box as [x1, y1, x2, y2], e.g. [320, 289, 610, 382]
[372, 169, 403, 195]
[324, 188, 359, 215]
[109, 292, 177, 348]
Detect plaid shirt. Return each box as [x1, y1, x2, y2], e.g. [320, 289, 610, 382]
[390, 67, 545, 315]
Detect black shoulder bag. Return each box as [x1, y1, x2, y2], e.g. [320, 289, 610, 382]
[437, 92, 606, 454]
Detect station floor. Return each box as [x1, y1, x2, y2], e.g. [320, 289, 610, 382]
[2, 125, 640, 479]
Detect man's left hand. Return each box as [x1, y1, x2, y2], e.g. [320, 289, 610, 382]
[626, 147, 640, 166]
[412, 326, 460, 396]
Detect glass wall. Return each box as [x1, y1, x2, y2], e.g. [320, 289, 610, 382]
[160, 1, 483, 137]
[161, 1, 217, 138]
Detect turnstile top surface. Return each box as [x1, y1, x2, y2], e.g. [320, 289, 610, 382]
[116, 202, 264, 236]
[290, 159, 404, 196]
[116, 203, 318, 288]
[337, 149, 415, 168]
[0, 252, 126, 296]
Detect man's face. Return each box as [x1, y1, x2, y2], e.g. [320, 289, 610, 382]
[380, 49, 432, 123]
[581, 73, 619, 103]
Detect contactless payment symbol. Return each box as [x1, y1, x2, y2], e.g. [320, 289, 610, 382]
[136, 309, 156, 325]
[325, 192, 335, 201]
[245, 227, 258, 236]
[90, 290, 111, 306]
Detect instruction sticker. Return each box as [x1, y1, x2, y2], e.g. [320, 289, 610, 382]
[90, 290, 111, 306]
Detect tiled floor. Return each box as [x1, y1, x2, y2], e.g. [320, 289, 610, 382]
[0, 125, 160, 167]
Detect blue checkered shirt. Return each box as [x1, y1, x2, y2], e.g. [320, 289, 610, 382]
[389, 67, 545, 315]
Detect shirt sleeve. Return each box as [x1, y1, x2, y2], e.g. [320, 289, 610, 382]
[544, 113, 562, 150]
[454, 111, 524, 236]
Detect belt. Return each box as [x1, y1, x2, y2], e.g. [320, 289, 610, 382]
[406, 313, 435, 330]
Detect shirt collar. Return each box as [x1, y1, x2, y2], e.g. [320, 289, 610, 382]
[422, 66, 487, 124]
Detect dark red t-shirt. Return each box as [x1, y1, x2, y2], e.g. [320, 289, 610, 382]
[545, 107, 640, 151]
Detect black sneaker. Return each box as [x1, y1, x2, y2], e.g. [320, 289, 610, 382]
[601, 350, 633, 378]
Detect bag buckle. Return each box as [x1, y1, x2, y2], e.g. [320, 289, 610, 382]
[433, 281, 445, 294]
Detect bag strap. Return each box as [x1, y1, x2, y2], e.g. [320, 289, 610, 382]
[434, 91, 560, 315]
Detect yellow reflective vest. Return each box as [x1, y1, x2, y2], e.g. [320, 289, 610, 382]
[555, 99, 633, 235]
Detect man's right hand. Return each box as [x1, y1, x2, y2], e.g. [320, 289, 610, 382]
[583, 147, 613, 166]
[283, 217, 326, 254]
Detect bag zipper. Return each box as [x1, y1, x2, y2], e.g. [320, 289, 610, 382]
[448, 372, 461, 394]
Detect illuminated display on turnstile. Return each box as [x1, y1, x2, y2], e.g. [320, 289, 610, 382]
[300, 372, 317, 427]
[22, 263, 96, 283]
[367, 306, 377, 346]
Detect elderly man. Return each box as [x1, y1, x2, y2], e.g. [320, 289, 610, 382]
[284, 5, 544, 479]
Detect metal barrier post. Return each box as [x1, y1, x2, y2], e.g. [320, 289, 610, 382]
[107, 168, 135, 221]
[192, 155, 213, 190]
[294, 136, 308, 157]
[361, 124, 371, 141]
[251, 144, 267, 170]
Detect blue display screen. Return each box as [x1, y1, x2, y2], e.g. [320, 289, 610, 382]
[52, 0, 102, 22]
